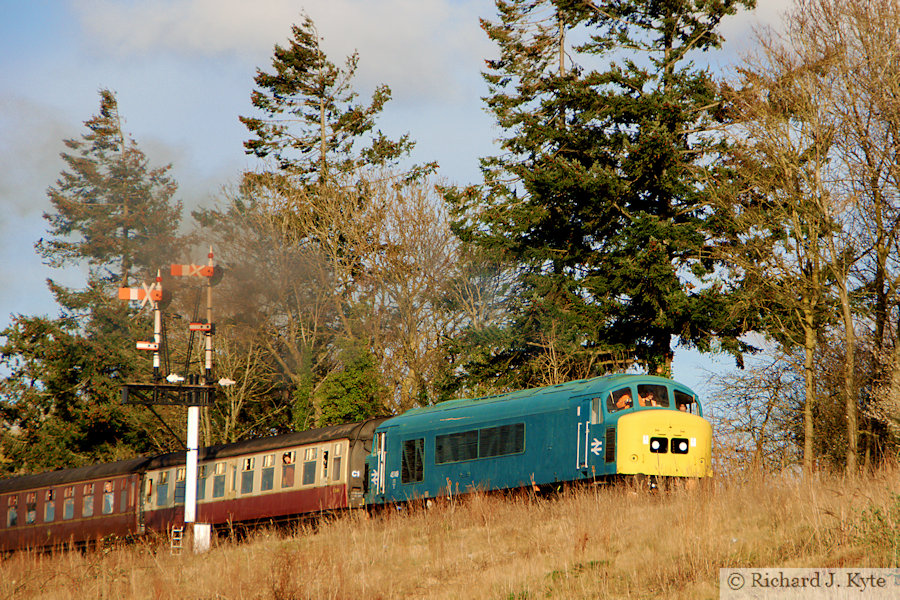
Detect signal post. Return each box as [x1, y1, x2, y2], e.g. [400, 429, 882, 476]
[118, 247, 224, 554]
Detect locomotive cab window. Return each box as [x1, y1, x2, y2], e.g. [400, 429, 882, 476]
[637, 384, 669, 408]
[674, 389, 696, 414]
[607, 387, 634, 413]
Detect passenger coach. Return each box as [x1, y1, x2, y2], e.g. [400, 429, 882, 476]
[0, 419, 384, 551]
[364, 374, 712, 504]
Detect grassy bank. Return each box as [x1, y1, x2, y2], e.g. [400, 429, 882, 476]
[2, 467, 898, 599]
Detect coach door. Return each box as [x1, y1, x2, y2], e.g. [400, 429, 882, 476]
[574, 395, 605, 477]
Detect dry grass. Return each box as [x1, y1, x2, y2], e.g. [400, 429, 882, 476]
[2, 467, 898, 600]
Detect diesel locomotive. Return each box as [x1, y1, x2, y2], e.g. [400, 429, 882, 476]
[0, 374, 711, 552]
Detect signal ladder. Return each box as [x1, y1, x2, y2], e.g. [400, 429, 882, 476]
[170, 525, 185, 554]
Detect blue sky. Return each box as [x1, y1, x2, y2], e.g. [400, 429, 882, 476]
[0, 0, 790, 397]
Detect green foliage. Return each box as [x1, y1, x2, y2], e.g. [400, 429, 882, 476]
[447, 0, 757, 388]
[0, 90, 185, 475]
[38, 89, 182, 287]
[315, 342, 386, 426]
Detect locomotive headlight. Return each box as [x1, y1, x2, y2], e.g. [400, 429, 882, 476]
[671, 437, 689, 454]
[649, 437, 668, 453]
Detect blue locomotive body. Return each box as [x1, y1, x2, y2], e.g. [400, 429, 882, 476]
[365, 374, 712, 504]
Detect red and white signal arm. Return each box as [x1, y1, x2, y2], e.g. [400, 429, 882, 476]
[136, 341, 159, 351]
[170, 264, 215, 278]
[189, 322, 213, 332]
[118, 288, 163, 302]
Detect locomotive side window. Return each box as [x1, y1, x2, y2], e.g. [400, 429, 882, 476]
[401, 438, 425, 484]
[435, 430, 478, 464]
[637, 384, 669, 408]
[212, 462, 227, 498]
[63, 486, 75, 520]
[102, 481, 115, 514]
[261, 454, 275, 491]
[45, 490, 55, 522]
[591, 397, 603, 424]
[241, 457, 256, 494]
[479, 423, 525, 458]
[157, 471, 170, 507]
[302, 448, 317, 486]
[674, 389, 696, 414]
[607, 388, 634, 413]
[281, 452, 296, 488]
[82, 483, 95, 518]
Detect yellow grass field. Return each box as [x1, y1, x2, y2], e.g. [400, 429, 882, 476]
[1, 468, 897, 600]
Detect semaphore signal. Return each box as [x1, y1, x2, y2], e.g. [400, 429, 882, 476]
[116, 247, 227, 553]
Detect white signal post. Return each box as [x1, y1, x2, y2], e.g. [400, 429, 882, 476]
[170, 247, 217, 549]
[118, 271, 164, 380]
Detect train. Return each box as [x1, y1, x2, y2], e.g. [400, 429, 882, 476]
[0, 374, 712, 552]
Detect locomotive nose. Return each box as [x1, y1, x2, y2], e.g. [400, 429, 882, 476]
[615, 410, 713, 477]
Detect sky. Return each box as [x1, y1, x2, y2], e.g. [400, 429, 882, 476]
[0, 0, 792, 398]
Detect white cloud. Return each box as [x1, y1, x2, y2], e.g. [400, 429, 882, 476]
[70, 0, 492, 102]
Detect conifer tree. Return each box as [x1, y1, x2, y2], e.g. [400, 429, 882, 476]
[447, 0, 756, 386]
[0, 90, 184, 474]
[240, 13, 421, 185]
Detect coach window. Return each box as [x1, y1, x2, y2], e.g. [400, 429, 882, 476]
[6, 496, 18, 527]
[607, 387, 634, 413]
[212, 462, 227, 498]
[281, 452, 296, 488]
[674, 389, 696, 414]
[102, 481, 115, 514]
[332, 444, 343, 482]
[241, 457, 256, 494]
[63, 486, 75, 520]
[175, 468, 186, 505]
[401, 439, 425, 484]
[119, 482, 128, 512]
[196, 465, 208, 501]
[157, 471, 170, 507]
[261, 454, 275, 491]
[302, 448, 317, 486]
[82, 483, 95, 518]
[45, 490, 55, 522]
[25, 492, 37, 524]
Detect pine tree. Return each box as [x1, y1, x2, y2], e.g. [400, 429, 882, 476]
[240, 12, 423, 185]
[447, 0, 756, 387]
[0, 90, 184, 474]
